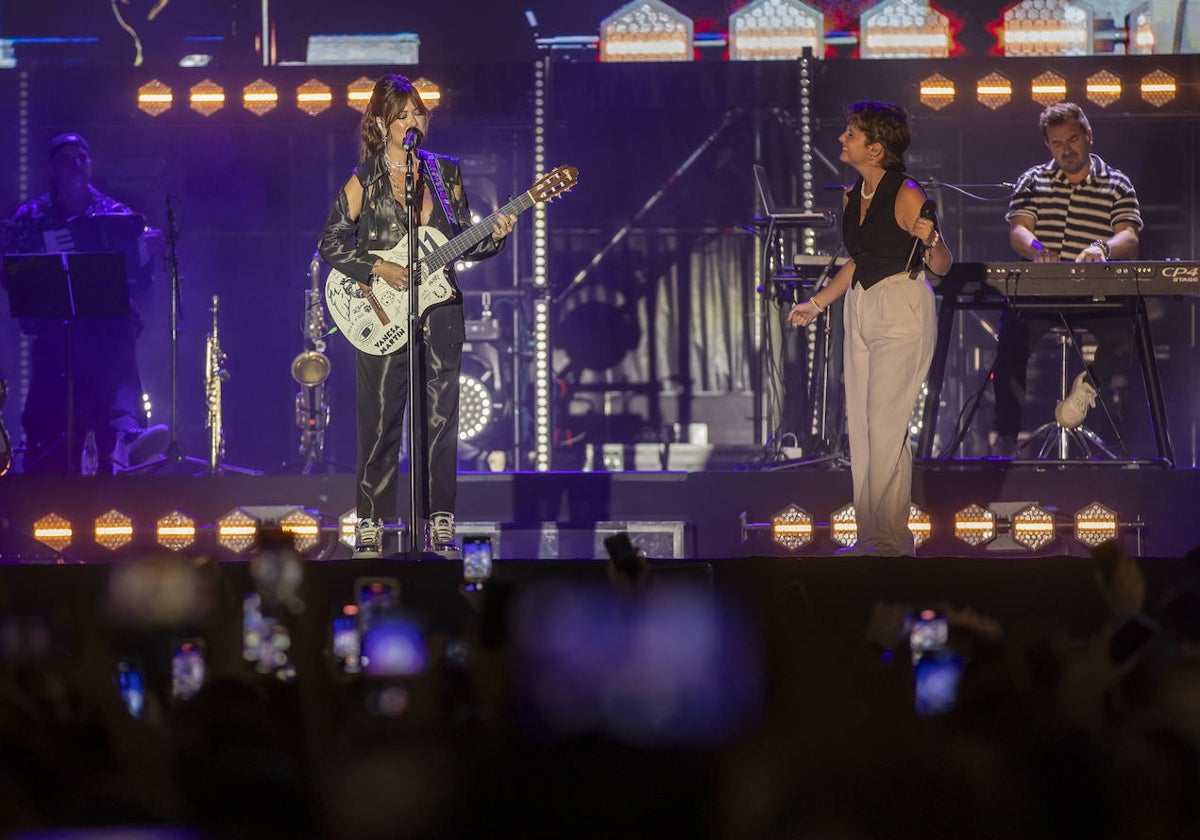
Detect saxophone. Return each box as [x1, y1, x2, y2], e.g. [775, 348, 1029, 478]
[205, 295, 229, 473]
[291, 253, 332, 470]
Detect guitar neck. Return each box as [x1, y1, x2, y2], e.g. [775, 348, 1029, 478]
[424, 191, 535, 273]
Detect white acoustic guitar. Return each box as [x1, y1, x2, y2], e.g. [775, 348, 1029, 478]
[325, 165, 579, 355]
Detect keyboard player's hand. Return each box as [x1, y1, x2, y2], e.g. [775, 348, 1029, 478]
[1033, 247, 1060, 263]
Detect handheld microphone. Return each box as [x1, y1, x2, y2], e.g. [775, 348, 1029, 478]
[402, 127, 423, 152]
[906, 200, 938, 278]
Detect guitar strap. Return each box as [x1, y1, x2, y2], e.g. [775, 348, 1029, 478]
[419, 150, 460, 235]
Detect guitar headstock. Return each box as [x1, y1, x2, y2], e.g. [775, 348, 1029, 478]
[530, 165, 579, 203]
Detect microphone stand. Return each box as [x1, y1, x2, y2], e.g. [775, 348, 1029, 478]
[125, 197, 208, 473]
[403, 143, 424, 557]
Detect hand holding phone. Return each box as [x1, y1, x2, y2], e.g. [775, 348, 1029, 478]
[463, 536, 493, 586]
[909, 608, 949, 658]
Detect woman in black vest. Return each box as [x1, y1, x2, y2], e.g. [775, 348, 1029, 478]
[789, 101, 951, 555]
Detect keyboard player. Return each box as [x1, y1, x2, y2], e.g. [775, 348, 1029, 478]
[990, 102, 1144, 458]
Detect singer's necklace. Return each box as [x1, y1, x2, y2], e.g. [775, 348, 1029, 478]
[383, 150, 410, 170]
[860, 180, 878, 201]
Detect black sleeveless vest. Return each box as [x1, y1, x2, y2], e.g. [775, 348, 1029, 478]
[843, 168, 915, 290]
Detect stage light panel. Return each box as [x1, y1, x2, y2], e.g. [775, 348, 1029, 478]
[1085, 69, 1121, 108]
[976, 72, 1013, 110]
[729, 0, 823, 61]
[1073, 501, 1118, 548]
[137, 79, 173, 116]
[339, 509, 357, 549]
[599, 0, 693, 62]
[954, 503, 996, 547]
[188, 80, 225, 116]
[860, 0, 952, 59]
[459, 373, 495, 442]
[1130, 9, 1155, 55]
[242, 78, 279, 116]
[919, 72, 955, 111]
[830, 503, 857, 549]
[412, 77, 441, 110]
[296, 79, 333, 116]
[279, 509, 321, 553]
[908, 504, 931, 550]
[347, 76, 374, 112]
[94, 509, 133, 551]
[156, 509, 197, 552]
[1000, 0, 1092, 57]
[33, 513, 72, 552]
[1031, 70, 1067, 107]
[1140, 69, 1176, 108]
[1011, 504, 1056, 552]
[772, 503, 814, 551]
[217, 508, 259, 554]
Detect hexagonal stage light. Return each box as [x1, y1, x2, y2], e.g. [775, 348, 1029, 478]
[908, 504, 931, 551]
[729, 0, 823, 62]
[339, 509, 357, 550]
[216, 509, 259, 554]
[296, 79, 333, 116]
[242, 78, 279, 116]
[772, 504, 814, 551]
[156, 509, 197, 553]
[976, 71, 1013, 110]
[1011, 504, 1056, 552]
[830, 503, 857, 549]
[919, 73, 955, 111]
[94, 509, 134, 552]
[188, 80, 225, 116]
[1073, 501, 1118, 549]
[1085, 69, 1121, 108]
[137, 79, 173, 116]
[347, 76, 375, 112]
[33, 513, 72, 553]
[599, 0, 693, 63]
[1140, 69, 1176, 108]
[1030, 70, 1067, 108]
[954, 503, 996, 547]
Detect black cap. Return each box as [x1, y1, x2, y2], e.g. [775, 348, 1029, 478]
[48, 133, 90, 158]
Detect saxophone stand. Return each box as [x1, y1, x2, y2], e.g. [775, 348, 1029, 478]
[275, 253, 353, 476]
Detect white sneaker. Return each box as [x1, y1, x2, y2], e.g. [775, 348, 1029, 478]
[427, 511, 460, 558]
[1055, 372, 1098, 430]
[354, 518, 383, 558]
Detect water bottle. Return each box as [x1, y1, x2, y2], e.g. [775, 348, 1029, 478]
[81, 429, 99, 476]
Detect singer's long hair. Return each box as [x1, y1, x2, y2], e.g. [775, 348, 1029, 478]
[358, 74, 429, 164]
[845, 101, 910, 172]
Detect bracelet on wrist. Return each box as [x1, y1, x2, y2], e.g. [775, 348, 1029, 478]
[1091, 239, 1111, 259]
[810, 297, 825, 313]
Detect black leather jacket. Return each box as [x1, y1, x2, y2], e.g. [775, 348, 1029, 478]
[318, 150, 504, 346]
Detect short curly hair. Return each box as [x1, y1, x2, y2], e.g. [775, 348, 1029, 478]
[845, 101, 911, 171]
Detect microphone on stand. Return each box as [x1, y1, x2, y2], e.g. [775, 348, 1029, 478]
[906, 199, 938, 278]
[402, 127, 424, 152]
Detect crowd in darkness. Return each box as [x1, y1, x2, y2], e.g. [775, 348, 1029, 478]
[1, 536, 1200, 839]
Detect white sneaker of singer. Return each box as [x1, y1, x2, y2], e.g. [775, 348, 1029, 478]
[1054, 372, 1098, 430]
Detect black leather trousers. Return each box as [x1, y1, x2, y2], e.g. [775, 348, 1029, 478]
[355, 337, 461, 524]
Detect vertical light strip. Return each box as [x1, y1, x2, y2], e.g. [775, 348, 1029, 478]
[798, 52, 816, 258]
[532, 57, 553, 471]
[17, 71, 32, 443]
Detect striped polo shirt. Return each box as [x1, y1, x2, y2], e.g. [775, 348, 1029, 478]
[1006, 153, 1142, 261]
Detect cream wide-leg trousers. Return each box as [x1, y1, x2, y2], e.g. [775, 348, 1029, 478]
[842, 270, 936, 555]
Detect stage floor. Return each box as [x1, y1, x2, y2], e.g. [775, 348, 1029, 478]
[1, 461, 1197, 562]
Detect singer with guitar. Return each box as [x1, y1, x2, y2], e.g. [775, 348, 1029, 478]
[788, 101, 952, 556]
[318, 74, 516, 558]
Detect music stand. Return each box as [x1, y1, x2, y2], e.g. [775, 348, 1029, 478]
[3, 251, 131, 473]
